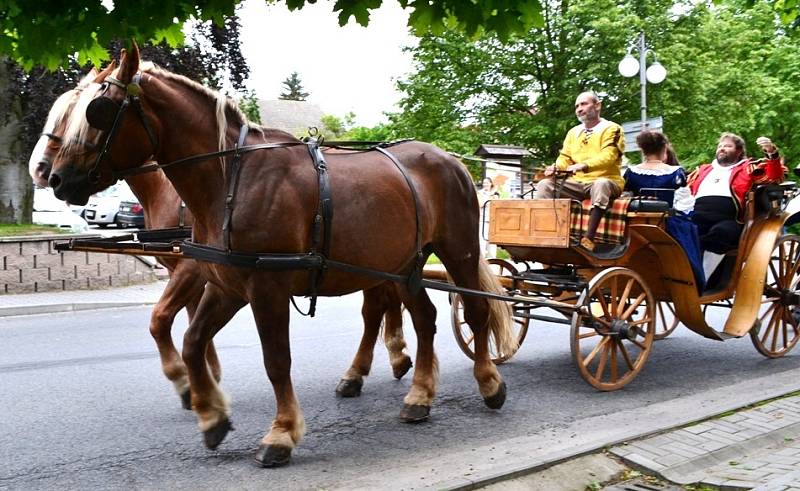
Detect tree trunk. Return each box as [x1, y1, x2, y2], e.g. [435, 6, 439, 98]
[0, 57, 31, 224]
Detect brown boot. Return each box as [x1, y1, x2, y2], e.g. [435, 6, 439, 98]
[580, 237, 596, 251]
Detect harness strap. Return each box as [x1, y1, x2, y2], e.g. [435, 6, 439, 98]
[222, 124, 249, 251]
[179, 201, 187, 228]
[374, 146, 426, 294]
[301, 138, 334, 317]
[89, 97, 130, 183]
[129, 73, 159, 151]
[114, 141, 307, 179]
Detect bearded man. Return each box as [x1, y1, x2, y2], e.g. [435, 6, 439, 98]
[688, 132, 785, 255]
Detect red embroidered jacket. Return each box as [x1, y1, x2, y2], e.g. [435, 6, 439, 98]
[687, 156, 786, 222]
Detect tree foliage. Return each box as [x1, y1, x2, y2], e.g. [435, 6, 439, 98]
[1, 13, 253, 224]
[0, 0, 546, 70]
[279, 72, 310, 101]
[387, 0, 800, 175]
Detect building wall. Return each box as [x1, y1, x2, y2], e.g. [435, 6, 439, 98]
[0, 235, 155, 294]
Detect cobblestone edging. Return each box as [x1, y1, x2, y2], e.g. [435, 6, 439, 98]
[0, 234, 155, 294]
[611, 394, 800, 489]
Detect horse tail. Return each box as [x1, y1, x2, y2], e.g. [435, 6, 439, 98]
[477, 257, 517, 358]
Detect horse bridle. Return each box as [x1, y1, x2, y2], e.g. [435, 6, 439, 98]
[84, 72, 159, 183]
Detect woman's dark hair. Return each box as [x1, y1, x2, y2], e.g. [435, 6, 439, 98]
[636, 130, 670, 156]
[665, 145, 680, 166]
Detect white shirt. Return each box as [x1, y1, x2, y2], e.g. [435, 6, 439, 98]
[694, 159, 745, 199]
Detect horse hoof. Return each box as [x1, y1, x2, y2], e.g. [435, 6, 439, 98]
[483, 381, 507, 410]
[254, 444, 292, 468]
[399, 404, 430, 423]
[392, 357, 413, 379]
[335, 378, 363, 398]
[203, 418, 233, 449]
[180, 390, 192, 410]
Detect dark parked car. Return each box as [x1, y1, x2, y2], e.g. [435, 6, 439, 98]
[116, 200, 145, 228]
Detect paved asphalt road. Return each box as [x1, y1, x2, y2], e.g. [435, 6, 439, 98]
[2, 291, 800, 490]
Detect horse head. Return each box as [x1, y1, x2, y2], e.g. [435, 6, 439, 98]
[49, 42, 155, 205]
[28, 65, 118, 188]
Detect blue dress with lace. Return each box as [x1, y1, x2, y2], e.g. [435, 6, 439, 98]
[624, 166, 705, 290]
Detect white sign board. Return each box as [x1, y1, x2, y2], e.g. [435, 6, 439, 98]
[622, 116, 664, 152]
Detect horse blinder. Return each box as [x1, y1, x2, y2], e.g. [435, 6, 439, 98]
[86, 97, 121, 132]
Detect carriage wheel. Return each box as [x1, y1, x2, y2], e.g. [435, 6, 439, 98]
[654, 301, 680, 340]
[750, 235, 800, 358]
[451, 259, 529, 364]
[571, 267, 656, 391]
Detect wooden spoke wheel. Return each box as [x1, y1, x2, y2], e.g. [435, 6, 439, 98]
[750, 235, 800, 358]
[451, 259, 529, 363]
[654, 301, 680, 340]
[571, 267, 656, 391]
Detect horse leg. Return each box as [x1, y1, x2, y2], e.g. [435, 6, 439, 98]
[336, 286, 384, 397]
[183, 290, 224, 385]
[250, 289, 305, 468]
[384, 285, 412, 379]
[395, 287, 438, 423]
[182, 284, 245, 449]
[148, 262, 206, 409]
[438, 252, 512, 409]
[336, 283, 411, 397]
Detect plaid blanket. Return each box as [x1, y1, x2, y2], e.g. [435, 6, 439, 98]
[569, 198, 631, 244]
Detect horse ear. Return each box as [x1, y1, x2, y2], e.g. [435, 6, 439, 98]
[118, 40, 140, 84]
[92, 60, 117, 84]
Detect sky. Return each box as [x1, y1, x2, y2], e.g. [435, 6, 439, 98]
[237, 0, 418, 127]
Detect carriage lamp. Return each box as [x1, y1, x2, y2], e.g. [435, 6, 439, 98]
[618, 32, 667, 128]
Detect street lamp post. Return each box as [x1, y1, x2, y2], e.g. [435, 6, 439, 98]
[617, 32, 667, 129]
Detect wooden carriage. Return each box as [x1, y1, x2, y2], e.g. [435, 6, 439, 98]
[450, 182, 800, 390]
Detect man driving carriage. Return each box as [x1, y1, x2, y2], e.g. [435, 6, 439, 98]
[534, 91, 625, 251]
[688, 132, 786, 279]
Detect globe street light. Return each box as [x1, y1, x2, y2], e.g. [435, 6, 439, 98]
[618, 32, 667, 129]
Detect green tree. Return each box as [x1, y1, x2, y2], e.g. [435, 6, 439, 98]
[239, 89, 262, 124]
[279, 72, 310, 101]
[390, 0, 800, 174]
[1, 15, 252, 224]
[0, 1, 546, 70]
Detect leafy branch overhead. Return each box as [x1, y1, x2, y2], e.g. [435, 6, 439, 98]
[1, 0, 548, 69]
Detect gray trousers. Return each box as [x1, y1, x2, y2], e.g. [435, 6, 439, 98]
[534, 177, 621, 209]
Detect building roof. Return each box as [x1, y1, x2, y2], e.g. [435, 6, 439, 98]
[258, 99, 324, 137]
[474, 144, 532, 159]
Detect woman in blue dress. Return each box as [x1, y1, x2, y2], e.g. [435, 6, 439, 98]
[624, 131, 705, 290]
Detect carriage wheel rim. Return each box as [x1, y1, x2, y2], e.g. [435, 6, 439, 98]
[751, 235, 800, 357]
[571, 267, 655, 390]
[450, 259, 529, 363]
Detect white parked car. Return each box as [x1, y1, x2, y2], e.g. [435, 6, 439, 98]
[84, 182, 136, 228]
[33, 187, 90, 233]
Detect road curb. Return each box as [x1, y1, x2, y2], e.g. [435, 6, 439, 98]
[343, 369, 800, 490]
[0, 301, 157, 317]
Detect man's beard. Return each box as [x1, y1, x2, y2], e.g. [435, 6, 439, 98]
[578, 109, 598, 124]
[717, 151, 740, 165]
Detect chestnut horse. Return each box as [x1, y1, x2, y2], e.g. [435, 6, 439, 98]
[30, 71, 413, 408]
[49, 43, 514, 467]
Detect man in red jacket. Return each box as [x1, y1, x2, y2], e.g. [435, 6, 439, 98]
[688, 133, 785, 255]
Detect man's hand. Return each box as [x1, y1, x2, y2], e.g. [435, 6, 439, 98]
[756, 136, 778, 155]
[543, 165, 556, 177]
[566, 162, 588, 173]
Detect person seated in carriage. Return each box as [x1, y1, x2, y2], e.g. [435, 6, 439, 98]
[534, 91, 625, 252]
[624, 130, 705, 289]
[687, 132, 786, 281]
